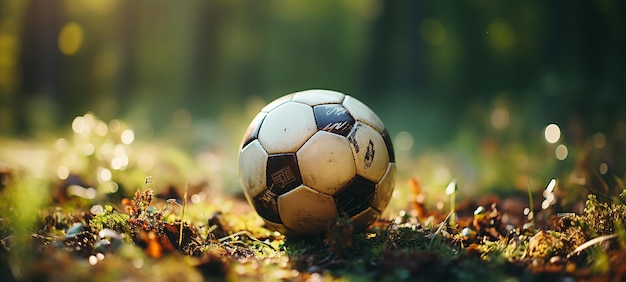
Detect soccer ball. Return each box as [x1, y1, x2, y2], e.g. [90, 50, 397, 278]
[238, 89, 396, 236]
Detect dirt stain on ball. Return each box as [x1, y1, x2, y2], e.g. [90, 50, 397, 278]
[364, 140, 375, 168]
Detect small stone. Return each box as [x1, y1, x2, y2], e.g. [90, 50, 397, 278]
[550, 256, 563, 264]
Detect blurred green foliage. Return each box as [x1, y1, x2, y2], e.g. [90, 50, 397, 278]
[1, 0, 625, 197]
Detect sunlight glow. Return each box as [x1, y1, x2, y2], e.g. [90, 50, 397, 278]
[544, 124, 561, 144]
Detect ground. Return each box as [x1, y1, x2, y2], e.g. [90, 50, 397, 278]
[1, 114, 626, 281]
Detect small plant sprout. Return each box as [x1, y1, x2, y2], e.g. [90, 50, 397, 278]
[445, 179, 458, 226]
[180, 182, 188, 249]
[525, 178, 535, 228]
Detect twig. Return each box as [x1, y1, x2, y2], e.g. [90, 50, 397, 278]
[218, 230, 276, 250]
[527, 178, 535, 228]
[179, 182, 188, 249]
[429, 210, 454, 248]
[567, 234, 618, 258]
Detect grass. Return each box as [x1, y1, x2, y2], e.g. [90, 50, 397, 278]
[2, 177, 625, 281]
[2, 113, 626, 281]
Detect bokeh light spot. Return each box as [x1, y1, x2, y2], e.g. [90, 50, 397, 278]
[82, 143, 95, 156]
[89, 255, 98, 266]
[0, 31, 20, 67]
[57, 166, 69, 180]
[58, 22, 84, 55]
[490, 108, 509, 129]
[55, 138, 68, 152]
[98, 167, 112, 182]
[95, 120, 108, 136]
[121, 129, 134, 144]
[544, 124, 561, 144]
[111, 156, 128, 170]
[555, 144, 568, 160]
[419, 18, 447, 45]
[593, 133, 606, 149]
[87, 0, 118, 14]
[487, 20, 515, 51]
[394, 131, 414, 152]
[109, 119, 121, 133]
[72, 116, 84, 134]
[599, 163, 608, 175]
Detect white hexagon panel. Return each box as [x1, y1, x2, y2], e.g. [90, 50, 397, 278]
[261, 93, 294, 113]
[292, 89, 345, 106]
[278, 185, 338, 235]
[343, 95, 384, 133]
[239, 140, 268, 200]
[297, 131, 356, 195]
[347, 122, 390, 183]
[258, 102, 317, 154]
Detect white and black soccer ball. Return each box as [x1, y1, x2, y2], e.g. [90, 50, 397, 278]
[238, 89, 396, 236]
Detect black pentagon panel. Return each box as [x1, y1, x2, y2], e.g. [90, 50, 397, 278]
[335, 175, 376, 218]
[253, 189, 282, 224]
[241, 113, 266, 149]
[266, 153, 303, 195]
[381, 129, 395, 163]
[313, 104, 355, 137]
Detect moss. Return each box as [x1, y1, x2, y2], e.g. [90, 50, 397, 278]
[89, 205, 130, 234]
[526, 231, 564, 259]
[578, 194, 626, 238]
